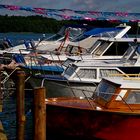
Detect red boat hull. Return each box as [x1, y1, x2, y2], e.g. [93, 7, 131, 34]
[46, 105, 140, 140]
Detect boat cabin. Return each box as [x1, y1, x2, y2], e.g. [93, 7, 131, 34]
[93, 77, 140, 112]
[63, 62, 125, 83]
[55, 25, 131, 56]
[63, 42, 140, 83]
[45, 76, 140, 140]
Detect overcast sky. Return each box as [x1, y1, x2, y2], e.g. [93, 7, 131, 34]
[0, 0, 140, 16]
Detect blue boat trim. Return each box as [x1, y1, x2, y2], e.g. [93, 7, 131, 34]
[35, 74, 67, 81]
[23, 65, 64, 72]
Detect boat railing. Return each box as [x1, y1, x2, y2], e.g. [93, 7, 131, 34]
[19, 49, 45, 75]
[1, 67, 19, 85]
[1, 67, 20, 99]
[40, 77, 134, 111]
[40, 77, 79, 97]
[19, 48, 65, 76]
[40, 77, 96, 98]
[109, 73, 140, 78]
[93, 91, 133, 112]
[45, 51, 65, 74]
[48, 51, 63, 65]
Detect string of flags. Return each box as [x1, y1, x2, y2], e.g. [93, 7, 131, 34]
[0, 4, 140, 22]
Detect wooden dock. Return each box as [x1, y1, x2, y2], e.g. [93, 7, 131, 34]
[0, 121, 7, 140]
[0, 101, 7, 140]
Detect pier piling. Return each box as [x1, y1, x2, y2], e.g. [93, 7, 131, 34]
[16, 71, 26, 140]
[33, 87, 46, 140]
[0, 70, 2, 112]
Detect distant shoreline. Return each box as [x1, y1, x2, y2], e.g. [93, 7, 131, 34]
[0, 15, 139, 34]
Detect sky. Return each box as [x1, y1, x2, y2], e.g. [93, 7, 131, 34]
[0, 0, 140, 16]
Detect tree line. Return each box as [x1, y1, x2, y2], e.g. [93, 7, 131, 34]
[0, 15, 139, 34]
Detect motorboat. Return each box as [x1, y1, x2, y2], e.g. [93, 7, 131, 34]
[46, 76, 140, 140]
[16, 26, 136, 76]
[28, 41, 140, 98]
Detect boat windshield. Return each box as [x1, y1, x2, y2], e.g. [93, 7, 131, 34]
[58, 26, 86, 41]
[97, 29, 122, 38]
[125, 90, 140, 104]
[95, 80, 117, 101]
[46, 26, 86, 42]
[62, 58, 77, 67]
[121, 43, 138, 61]
[72, 34, 88, 42]
[73, 68, 97, 79]
[88, 40, 102, 53]
[92, 41, 110, 56]
[46, 34, 63, 41]
[64, 64, 77, 77]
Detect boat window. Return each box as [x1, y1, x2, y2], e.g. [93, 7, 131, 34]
[92, 41, 110, 56]
[62, 58, 76, 67]
[69, 46, 79, 54]
[99, 69, 122, 78]
[66, 45, 80, 54]
[95, 80, 117, 101]
[88, 40, 102, 53]
[103, 42, 130, 56]
[64, 65, 77, 76]
[122, 46, 133, 60]
[125, 90, 140, 104]
[99, 30, 121, 37]
[73, 68, 96, 79]
[121, 43, 139, 61]
[65, 45, 74, 53]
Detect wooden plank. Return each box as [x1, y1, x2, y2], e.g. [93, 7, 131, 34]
[0, 121, 7, 140]
[0, 102, 2, 112]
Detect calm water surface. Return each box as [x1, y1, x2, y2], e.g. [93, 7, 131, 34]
[0, 32, 49, 43]
[1, 96, 33, 140]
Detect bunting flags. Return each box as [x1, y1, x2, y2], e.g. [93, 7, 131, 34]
[0, 4, 140, 22]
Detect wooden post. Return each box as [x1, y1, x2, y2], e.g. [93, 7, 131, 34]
[16, 71, 26, 140]
[0, 70, 2, 109]
[34, 87, 46, 140]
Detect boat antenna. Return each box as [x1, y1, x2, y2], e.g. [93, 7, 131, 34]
[34, 34, 46, 48]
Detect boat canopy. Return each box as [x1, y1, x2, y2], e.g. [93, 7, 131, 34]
[84, 27, 124, 37]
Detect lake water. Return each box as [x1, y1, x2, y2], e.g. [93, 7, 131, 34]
[0, 33, 46, 140]
[0, 32, 51, 46]
[0, 95, 33, 140]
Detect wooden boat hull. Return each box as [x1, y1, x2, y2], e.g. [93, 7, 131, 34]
[29, 77, 96, 97]
[46, 104, 140, 140]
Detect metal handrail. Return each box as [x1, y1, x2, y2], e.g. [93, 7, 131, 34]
[109, 73, 140, 77]
[1, 67, 19, 84]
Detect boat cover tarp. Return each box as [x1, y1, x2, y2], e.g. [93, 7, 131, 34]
[23, 65, 64, 72]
